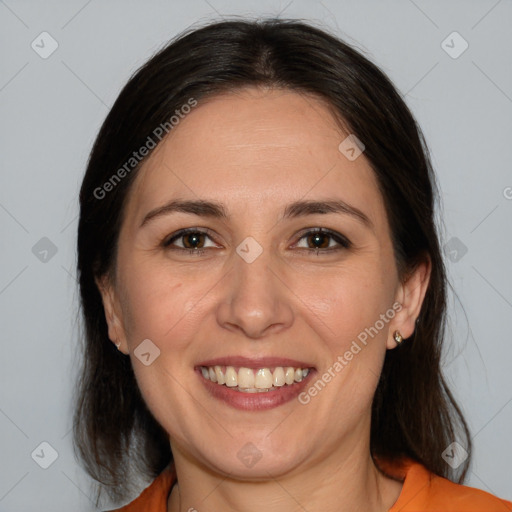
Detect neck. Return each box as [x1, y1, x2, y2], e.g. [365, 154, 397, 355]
[167, 434, 402, 512]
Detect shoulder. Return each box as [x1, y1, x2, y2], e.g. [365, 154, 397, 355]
[106, 464, 177, 512]
[424, 470, 512, 510]
[379, 456, 512, 511]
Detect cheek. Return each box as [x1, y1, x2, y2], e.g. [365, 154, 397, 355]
[290, 260, 395, 408]
[292, 262, 392, 344]
[118, 262, 187, 345]
[119, 264, 206, 432]
[118, 256, 225, 356]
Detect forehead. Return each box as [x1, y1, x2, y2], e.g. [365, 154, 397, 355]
[123, 87, 385, 228]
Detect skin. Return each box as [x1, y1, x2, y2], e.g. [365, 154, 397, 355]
[97, 87, 431, 512]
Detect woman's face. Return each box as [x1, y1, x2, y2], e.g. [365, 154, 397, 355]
[99, 87, 427, 478]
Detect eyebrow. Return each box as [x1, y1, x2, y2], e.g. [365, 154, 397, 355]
[140, 198, 373, 229]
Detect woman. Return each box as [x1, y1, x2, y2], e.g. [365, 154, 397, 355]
[73, 18, 512, 511]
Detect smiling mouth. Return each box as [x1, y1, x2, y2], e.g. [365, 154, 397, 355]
[198, 365, 312, 393]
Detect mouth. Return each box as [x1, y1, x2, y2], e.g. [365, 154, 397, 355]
[198, 364, 311, 392]
[195, 356, 316, 410]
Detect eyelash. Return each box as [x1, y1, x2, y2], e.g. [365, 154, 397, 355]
[162, 227, 352, 256]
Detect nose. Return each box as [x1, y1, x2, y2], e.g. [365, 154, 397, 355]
[216, 244, 294, 339]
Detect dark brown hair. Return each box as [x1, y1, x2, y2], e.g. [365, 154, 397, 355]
[74, 17, 472, 506]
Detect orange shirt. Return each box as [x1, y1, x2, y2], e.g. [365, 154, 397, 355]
[111, 457, 512, 511]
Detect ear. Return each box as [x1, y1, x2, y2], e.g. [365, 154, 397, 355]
[386, 255, 431, 350]
[95, 274, 129, 354]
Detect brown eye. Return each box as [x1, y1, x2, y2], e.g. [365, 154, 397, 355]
[163, 228, 218, 253]
[306, 232, 330, 249]
[181, 232, 206, 249]
[294, 228, 351, 253]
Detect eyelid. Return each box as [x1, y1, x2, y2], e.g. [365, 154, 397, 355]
[163, 226, 351, 254]
[292, 227, 352, 250]
[162, 227, 220, 248]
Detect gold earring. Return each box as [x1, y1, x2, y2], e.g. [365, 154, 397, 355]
[393, 330, 403, 346]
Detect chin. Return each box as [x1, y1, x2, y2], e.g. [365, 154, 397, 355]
[199, 438, 308, 480]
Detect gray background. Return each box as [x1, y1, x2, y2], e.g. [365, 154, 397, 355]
[1, 0, 511, 510]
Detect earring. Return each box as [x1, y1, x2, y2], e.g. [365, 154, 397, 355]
[393, 330, 403, 346]
[115, 341, 121, 350]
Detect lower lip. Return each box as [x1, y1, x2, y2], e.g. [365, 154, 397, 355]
[196, 368, 315, 411]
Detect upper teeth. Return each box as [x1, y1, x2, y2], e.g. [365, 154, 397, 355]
[200, 365, 310, 391]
